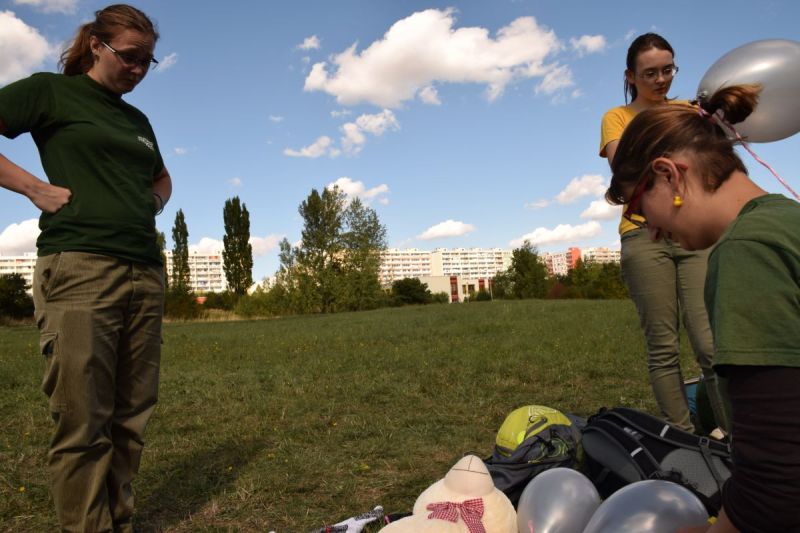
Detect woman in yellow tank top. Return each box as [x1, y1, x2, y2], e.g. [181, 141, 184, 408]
[599, 33, 726, 434]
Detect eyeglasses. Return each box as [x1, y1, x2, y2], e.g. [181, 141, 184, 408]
[622, 177, 650, 222]
[101, 41, 158, 69]
[637, 65, 679, 82]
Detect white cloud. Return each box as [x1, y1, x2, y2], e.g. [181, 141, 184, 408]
[535, 63, 574, 95]
[189, 237, 223, 255]
[581, 199, 621, 220]
[418, 85, 441, 105]
[330, 109, 351, 118]
[417, 219, 476, 240]
[327, 177, 389, 204]
[304, 9, 568, 108]
[269, 115, 284, 123]
[229, 177, 242, 187]
[173, 147, 188, 155]
[0, 218, 39, 255]
[284, 135, 338, 158]
[340, 109, 399, 155]
[298, 35, 320, 50]
[157, 52, 178, 72]
[12, 0, 77, 14]
[0, 11, 53, 85]
[570, 34, 607, 56]
[510, 221, 602, 247]
[524, 199, 550, 210]
[555, 174, 607, 204]
[250, 234, 281, 257]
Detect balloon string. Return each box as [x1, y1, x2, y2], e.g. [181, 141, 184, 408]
[724, 119, 800, 202]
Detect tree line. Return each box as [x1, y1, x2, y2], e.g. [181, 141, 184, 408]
[0, 189, 627, 322]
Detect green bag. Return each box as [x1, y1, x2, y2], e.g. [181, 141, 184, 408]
[485, 405, 585, 505]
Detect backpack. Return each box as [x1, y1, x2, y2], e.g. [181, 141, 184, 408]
[484, 405, 585, 505]
[581, 407, 732, 514]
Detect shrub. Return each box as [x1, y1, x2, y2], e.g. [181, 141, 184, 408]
[0, 274, 34, 319]
[164, 287, 202, 319]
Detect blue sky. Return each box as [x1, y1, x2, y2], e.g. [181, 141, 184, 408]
[1, 0, 799, 280]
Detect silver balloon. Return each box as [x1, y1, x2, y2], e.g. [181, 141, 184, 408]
[697, 39, 800, 142]
[516, 468, 600, 533]
[582, 480, 708, 533]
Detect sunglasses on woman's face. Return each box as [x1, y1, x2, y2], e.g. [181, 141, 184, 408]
[102, 41, 158, 70]
[622, 161, 688, 221]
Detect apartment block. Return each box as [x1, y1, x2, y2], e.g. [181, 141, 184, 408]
[0, 253, 37, 290]
[379, 247, 512, 285]
[165, 250, 227, 293]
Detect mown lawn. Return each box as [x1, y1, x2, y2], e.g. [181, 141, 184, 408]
[0, 299, 701, 532]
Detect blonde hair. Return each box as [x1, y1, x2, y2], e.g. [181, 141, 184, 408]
[59, 4, 158, 76]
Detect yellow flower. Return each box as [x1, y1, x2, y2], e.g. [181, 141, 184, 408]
[19, 486, 26, 493]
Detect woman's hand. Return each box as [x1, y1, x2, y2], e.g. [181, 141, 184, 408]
[30, 180, 71, 213]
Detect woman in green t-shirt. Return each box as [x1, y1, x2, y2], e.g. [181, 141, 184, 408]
[0, 5, 170, 530]
[606, 84, 800, 533]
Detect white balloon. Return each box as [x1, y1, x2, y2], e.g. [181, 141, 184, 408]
[697, 39, 800, 142]
[582, 480, 708, 533]
[516, 468, 600, 533]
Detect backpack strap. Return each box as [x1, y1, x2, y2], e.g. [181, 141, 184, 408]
[588, 418, 663, 478]
[697, 436, 727, 493]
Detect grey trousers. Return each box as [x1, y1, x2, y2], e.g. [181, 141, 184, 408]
[33, 252, 164, 532]
[621, 229, 728, 433]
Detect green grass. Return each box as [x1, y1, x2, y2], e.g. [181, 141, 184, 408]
[0, 300, 701, 532]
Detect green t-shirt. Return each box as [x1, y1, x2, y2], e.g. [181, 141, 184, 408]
[0, 73, 164, 265]
[705, 194, 800, 372]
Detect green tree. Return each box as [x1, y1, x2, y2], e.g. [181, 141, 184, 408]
[391, 277, 432, 305]
[171, 209, 191, 291]
[0, 273, 34, 319]
[294, 187, 346, 313]
[156, 230, 168, 289]
[340, 197, 387, 310]
[222, 196, 254, 295]
[510, 240, 549, 299]
[491, 271, 513, 299]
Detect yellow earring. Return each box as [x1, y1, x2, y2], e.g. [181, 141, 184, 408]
[673, 195, 683, 207]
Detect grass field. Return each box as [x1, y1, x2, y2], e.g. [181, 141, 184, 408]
[0, 299, 701, 532]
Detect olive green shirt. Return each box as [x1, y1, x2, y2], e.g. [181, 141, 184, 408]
[705, 194, 800, 371]
[0, 73, 164, 265]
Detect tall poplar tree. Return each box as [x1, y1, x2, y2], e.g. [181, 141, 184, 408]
[171, 209, 191, 291]
[222, 196, 254, 295]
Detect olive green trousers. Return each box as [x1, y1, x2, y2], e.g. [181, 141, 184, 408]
[621, 229, 728, 433]
[33, 252, 164, 532]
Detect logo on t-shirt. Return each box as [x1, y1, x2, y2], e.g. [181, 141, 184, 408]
[137, 136, 155, 151]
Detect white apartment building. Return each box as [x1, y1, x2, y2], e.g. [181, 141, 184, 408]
[379, 248, 432, 284]
[379, 247, 512, 285]
[430, 248, 512, 279]
[1, 250, 228, 294]
[165, 250, 227, 293]
[542, 251, 570, 277]
[0, 253, 37, 290]
[581, 247, 622, 265]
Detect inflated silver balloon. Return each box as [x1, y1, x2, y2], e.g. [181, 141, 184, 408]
[582, 480, 708, 533]
[697, 39, 800, 142]
[516, 468, 600, 533]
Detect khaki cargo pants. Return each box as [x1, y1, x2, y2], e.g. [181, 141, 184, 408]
[33, 252, 164, 533]
[621, 228, 729, 434]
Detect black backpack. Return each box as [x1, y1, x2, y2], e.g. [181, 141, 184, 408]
[484, 405, 585, 505]
[581, 407, 732, 514]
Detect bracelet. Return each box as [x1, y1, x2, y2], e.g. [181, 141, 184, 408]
[153, 192, 165, 215]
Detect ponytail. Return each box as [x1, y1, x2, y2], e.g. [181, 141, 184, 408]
[606, 84, 761, 205]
